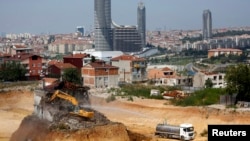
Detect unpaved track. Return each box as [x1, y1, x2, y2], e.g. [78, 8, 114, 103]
[1, 90, 250, 141]
[89, 95, 250, 141]
[0, 90, 33, 141]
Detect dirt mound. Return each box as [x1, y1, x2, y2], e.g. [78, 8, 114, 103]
[10, 115, 131, 141]
[9, 115, 50, 141]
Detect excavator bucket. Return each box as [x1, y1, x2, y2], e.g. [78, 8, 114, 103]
[70, 110, 94, 118]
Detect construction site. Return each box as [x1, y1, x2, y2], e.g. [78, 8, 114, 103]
[8, 81, 149, 141]
[1, 81, 250, 141]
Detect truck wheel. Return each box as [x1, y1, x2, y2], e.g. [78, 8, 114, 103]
[181, 136, 185, 141]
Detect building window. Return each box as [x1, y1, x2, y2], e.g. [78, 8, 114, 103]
[32, 56, 38, 60]
[219, 75, 222, 80]
[213, 76, 217, 80]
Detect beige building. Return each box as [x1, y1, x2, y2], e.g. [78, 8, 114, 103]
[82, 61, 119, 88]
[147, 67, 192, 86]
[208, 48, 242, 58]
[193, 71, 226, 88]
[48, 39, 92, 54]
[111, 54, 147, 83]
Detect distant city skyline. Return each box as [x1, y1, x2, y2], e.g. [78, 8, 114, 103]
[1, 0, 250, 35]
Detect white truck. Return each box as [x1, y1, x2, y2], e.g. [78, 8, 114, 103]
[155, 123, 195, 140]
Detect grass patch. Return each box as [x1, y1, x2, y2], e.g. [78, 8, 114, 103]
[171, 88, 226, 106]
[105, 94, 116, 103]
[0, 81, 38, 89]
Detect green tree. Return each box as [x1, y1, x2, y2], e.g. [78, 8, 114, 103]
[225, 64, 250, 104]
[164, 55, 169, 62]
[205, 78, 213, 88]
[91, 56, 96, 63]
[0, 61, 27, 81]
[62, 68, 82, 85]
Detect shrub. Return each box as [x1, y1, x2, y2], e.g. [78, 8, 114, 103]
[127, 96, 134, 101]
[200, 129, 208, 137]
[106, 94, 116, 103]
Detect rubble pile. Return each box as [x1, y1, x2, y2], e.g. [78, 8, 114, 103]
[38, 88, 112, 130]
[46, 98, 111, 130]
[9, 81, 149, 141]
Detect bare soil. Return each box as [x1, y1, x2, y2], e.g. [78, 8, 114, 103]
[1, 89, 250, 141]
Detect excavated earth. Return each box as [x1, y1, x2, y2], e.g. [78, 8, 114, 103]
[1, 87, 250, 141]
[7, 88, 150, 141]
[10, 115, 131, 141]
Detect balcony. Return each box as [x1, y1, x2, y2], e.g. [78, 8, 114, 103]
[133, 64, 146, 68]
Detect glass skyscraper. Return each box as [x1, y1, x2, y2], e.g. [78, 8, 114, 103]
[137, 2, 146, 48]
[94, 0, 113, 51]
[202, 9, 212, 40]
[113, 25, 142, 53]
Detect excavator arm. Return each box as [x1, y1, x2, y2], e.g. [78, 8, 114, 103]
[49, 90, 94, 118]
[49, 90, 78, 105]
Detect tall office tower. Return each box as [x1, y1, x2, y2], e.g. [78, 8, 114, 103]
[113, 25, 142, 53]
[76, 26, 85, 36]
[94, 0, 113, 51]
[202, 9, 212, 40]
[137, 2, 146, 48]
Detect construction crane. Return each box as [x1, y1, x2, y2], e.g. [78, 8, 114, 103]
[49, 90, 94, 118]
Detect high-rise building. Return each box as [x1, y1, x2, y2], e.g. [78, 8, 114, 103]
[76, 26, 85, 36]
[94, 0, 113, 51]
[202, 9, 212, 40]
[112, 25, 142, 53]
[137, 2, 146, 48]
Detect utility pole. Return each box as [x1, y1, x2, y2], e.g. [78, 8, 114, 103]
[123, 69, 125, 82]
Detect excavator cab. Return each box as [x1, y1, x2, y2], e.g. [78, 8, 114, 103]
[70, 106, 94, 118]
[49, 90, 94, 119]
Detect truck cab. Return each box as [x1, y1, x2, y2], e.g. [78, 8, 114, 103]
[179, 123, 195, 140]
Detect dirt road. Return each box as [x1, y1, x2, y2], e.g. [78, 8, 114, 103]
[0, 90, 33, 141]
[1, 89, 250, 141]
[89, 94, 250, 141]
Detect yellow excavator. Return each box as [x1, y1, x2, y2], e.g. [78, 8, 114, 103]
[49, 90, 94, 118]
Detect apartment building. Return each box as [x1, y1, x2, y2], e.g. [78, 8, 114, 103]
[5, 53, 47, 80]
[111, 54, 147, 83]
[63, 53, 90, 70]
[48, 39, 92, 54]
[208, 48, 242, 58]
[193, 71, 226, 88]
[8, 45, 33, 56]
[47, 61, 76, 78]
[82, 61, 119, 88]
[147, 67, 192, 86]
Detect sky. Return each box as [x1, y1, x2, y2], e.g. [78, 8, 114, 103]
[0, 0, 250, 35]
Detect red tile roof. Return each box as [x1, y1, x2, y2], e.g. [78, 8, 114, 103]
[54, 63, 76, 69]
[42, 77, 59, 84]
[63, 53, 89, 59]
[208, 48, 242, 52]
[13, 45, 26, 48]
[0, 52, 11, 57]
[5, 53, 41, 61]
[161, 67, 173, 72]
[111, 54, 145, 61]
[48, 60, 63, 66]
